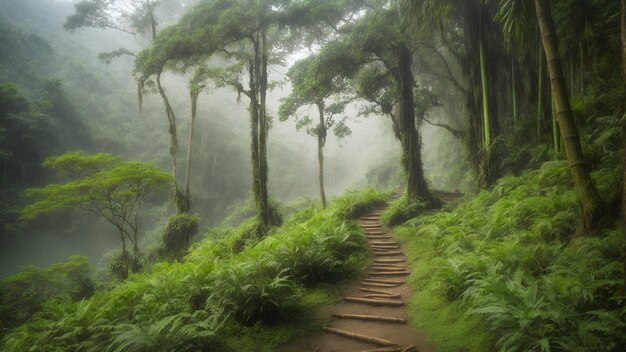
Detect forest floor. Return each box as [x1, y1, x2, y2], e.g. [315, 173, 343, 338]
[277, 205, 437, 352]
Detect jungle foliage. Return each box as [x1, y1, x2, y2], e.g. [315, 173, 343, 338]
[1, 0, 626, 351]
[392, 159, 624, 351]
[0, 189, 387, 351]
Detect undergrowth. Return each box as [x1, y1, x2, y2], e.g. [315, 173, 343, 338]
[380, 194, 428, 227]
[0, 188, 385, 351]
[393, 161, 625, 352]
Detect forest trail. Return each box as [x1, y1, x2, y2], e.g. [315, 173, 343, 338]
[278, 204, 437, 352]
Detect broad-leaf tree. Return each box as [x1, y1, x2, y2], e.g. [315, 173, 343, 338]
[308, 6, 437, 205]
[20, 152, 172, 277]
[279, 55, 351, 208]
[402, 0, 506, 187]
[136, 0, 355, 230]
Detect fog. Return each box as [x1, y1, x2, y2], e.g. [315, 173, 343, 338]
[0, 0, 465, 276]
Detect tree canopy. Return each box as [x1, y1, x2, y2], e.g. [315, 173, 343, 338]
[21, 152, 171, 277]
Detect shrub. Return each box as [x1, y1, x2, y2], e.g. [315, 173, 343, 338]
[207, 260, 298, 324]
[161, 213, 200, 259]
[1, 189, 385, 351]
[0, 256, 94, 337]
[380, 195, 427, 227]
[392, 161, 625, 352]
[329, 188, 389, 219]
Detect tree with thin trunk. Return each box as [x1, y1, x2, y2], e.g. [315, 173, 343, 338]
[135, 0, 358, 230]
[279, 56, 351, 209]
[620, 0, 626, 296]
[65, 0, 195, 215]
[20, 152, 171, 278]
[401, 0, 500, 188]
[296, 6, 437, 204]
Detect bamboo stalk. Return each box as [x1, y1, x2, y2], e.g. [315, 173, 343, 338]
[370, 241, 399, 245]
[322, 327, 398, 347]
[343, 296, 404, 306]
[332, 313, 407, 324]
[369, 271, 410, 276]
[363, 278, 405, 284]
[400, 346, 417, 352]
[357, 287, 396, 295]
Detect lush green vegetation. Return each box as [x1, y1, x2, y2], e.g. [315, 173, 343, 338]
[391, 160, 624, 350]
[1, 0, 625, 351]
[0, 189, 387, 351]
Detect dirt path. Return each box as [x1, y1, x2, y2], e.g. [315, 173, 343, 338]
[278, 205, 436, 352]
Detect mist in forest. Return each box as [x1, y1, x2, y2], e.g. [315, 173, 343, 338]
[2, 0, 624, 351]
[0, 0, 465, 276]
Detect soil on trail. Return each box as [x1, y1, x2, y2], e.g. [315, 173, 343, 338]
[278, 205, 437, 352]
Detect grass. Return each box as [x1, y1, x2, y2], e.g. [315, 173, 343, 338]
[391, 161, 625, 352]
[0, 188, 388, 351]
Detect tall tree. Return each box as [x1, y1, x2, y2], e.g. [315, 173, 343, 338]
[535, 0, 604, 232]
[402, 0, 502, 188]
[620, 0, 626, 296]
[308, 7, 436, 204]
[136, 0, 359, 229]
[65, 0, 197, 215]
[279, 56, 351, 209]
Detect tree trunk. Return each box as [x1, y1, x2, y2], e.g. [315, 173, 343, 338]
[248, 56, 261, 223]
[148, 6, 157, 41]
[579, 43, 585, 95]
[478, 13, 491, 148]
[130, 215, 140, 274]
[258, 28, 271, 227]
[477, 8, 495, 188]
[537, 36, 544, 143]
[156, 73, 185, 213]
[181, 90, 198, 213]
[396, 43, 435, 205]
[551, 97, 559, 156]
[511, 58, 518, 122]
[248, 31, 272, 231]
[317, 102, 327, 209]
[535, 0, 603, 233]
[621, 0, 626, 296]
